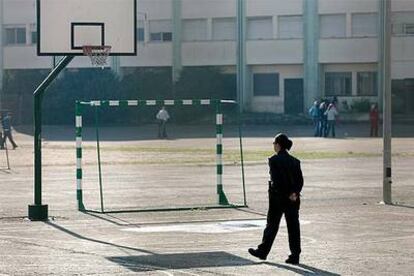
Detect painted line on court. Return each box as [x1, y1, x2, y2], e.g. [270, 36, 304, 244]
[122, 219, 311, 234]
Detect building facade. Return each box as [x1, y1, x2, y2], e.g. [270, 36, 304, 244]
[1, 0, 414, 115]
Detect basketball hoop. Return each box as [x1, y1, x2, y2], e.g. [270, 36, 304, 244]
[83, 45, 112, 68]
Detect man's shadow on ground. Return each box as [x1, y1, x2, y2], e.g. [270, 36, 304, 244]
[264, 262, 340, 276]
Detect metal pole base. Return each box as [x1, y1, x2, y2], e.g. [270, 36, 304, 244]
[78, 202, 86, 212]
[218, 191, 230, 205]
[28, 204, 48, 221]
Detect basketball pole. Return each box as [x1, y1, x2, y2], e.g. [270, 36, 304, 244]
[28, 55, 74, 221]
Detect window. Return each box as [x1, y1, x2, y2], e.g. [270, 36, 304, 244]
[5, 27, 26, 45]
[253, 73, 279, 96]
[352, 13, 377, 37]
[357, 72, 377, 96]
[403, 24, 414, 35]
[182, 19, 207, 41]
[325, 72, 352, 96]
[392, 12, 414, 35]
[320, 14, 346, 38]
[247, 17, 273, 40]
[31, 31, 37, 44]
[278, 15, 303, 39]
[212, 18, 236, 41]
[30, 24, 37, 44]
[137, 20, 145, 41]
[149, 20, 172, 42]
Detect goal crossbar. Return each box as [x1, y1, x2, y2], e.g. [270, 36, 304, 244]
[75, 99, 247, 213]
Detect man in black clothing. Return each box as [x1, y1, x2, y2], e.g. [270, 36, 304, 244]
[249, 133, 304, 265]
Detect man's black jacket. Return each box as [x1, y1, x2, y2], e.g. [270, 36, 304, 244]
[268, 150, 303, 196]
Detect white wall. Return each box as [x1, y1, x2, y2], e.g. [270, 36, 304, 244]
[138, 0, 172, 19]
[247, 40, 303, 65]
[319, 38, 378, 63]
[249, 64, 303, 113]
[3, 0, 36, 24]
[392, 37, 414, 79]
[122, 43, 172, 67]
[246, 0, 302, 16]
[319, 0, 377, 14]
[1, 0, 414, 85]
[182, 0, 236, 18]
[4, 47, 51, 69]
[181, 41, 235, 66]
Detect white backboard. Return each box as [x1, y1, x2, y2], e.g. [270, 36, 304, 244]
[37, 0, 137, 56]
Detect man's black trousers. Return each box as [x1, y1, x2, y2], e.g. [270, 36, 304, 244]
[257, 193, 301, 257]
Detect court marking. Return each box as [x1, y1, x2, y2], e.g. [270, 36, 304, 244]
[122, 219, 311, 234]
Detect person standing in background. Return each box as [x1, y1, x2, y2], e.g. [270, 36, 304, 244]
[0, 127, 3, 150]
[369, 103, 379, 137]
[325, 103, 338, 138]
[318, 101, 328, 137]
[156, 106, 170, 139]
[308, 100, 320, 137]
[1, 112, 18, 149]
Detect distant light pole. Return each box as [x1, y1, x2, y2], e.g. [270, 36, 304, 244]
[172, 0, 182, 89]
[236, 0, 246, 112]
[378, 0, 392, 204]
[0, 0, 4, 110]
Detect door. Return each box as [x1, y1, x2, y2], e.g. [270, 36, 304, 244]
[284, 79, 304, 115]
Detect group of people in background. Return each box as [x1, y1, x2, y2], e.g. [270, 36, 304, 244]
[308, 98, 339, 138]
[309, 99, 380, 138]
[0, 112, 18, 150]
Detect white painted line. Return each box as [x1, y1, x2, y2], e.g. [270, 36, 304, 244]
[127, 100, 138, 106]
[183, 100, 193, 105]
[109, 101, 119, 106]
[122, 219, 311, 234]
[200, 99, 211, 105]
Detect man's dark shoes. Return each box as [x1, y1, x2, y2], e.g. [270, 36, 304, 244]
[248, 248, 266, 260]
[285, 255, 299, 265]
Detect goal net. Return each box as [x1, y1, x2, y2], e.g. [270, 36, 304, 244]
[75, 99, 246, 213]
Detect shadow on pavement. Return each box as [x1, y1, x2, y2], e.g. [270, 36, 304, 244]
[265, 262, 341, 275]
[44, 221, 154, 255]
[391, 203, 414, 209]
[106, 251, 256, 272]
[234, 207, 267, 217]
[81, 211, 127, 226]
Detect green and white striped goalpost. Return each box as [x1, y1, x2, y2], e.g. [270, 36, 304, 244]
[75, 99, 246, 212]
[75, 102, 85, 211]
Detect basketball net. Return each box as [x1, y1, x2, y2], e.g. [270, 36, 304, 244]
[83, 45, 112, 68]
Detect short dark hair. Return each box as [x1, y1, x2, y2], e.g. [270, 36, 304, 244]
[274, 133, 293, 151]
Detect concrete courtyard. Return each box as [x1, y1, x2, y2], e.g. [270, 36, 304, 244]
[0, 123, 413, 275]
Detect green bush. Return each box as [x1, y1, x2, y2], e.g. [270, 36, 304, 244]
[350, 98, 371, 113]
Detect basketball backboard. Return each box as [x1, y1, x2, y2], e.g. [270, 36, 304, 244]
[37, 0, 137, 56]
